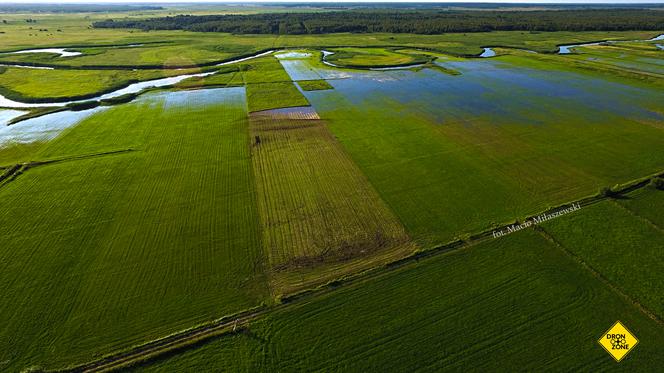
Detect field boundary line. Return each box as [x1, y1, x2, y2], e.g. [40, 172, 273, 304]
[55, 306, 270, 373]
[608, 198, 664, 233]
[29, 148, 136, 167]
[534, 225, 664, 328]
[50, 170, 664, 372]
[0, 149, 136, 190]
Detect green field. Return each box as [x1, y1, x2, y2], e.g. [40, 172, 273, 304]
[131, 228, 664, 372]
[1, 5, 663, 371]
[325, 47, 432, 68]
[541, 189, 664, 320]
[0, 65, 204, 102]
[0, 89, 268, 370]
[297, 79, 334, 91]
[298, 52, 664, 248]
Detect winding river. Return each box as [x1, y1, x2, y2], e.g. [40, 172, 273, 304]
[0, 50, 275, 109]
[558, 33, 664, 54]
[7, 48, 82, 57]
[2, 32, 662, 109]
[476, 33, 664, 57]
[480, 48, 496, 58]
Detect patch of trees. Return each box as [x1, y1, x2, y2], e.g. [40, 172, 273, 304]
[93, 9, 664, 35]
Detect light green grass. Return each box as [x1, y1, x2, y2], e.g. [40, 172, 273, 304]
[326, 47, 431, 67]
[240, 56, 294, 83]
[246, 82, 309, 112]
[297, 79, 333, 91]
[0, 89, 268, 371]
[541, 191, 664, 319]
[175, 70, 243, 90]
[132, 229, 664, 372]
[241, 56, 311, 112]
[0, 66, 202, 101]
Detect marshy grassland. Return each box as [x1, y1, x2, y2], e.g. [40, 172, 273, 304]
[0, 5, 663, 372]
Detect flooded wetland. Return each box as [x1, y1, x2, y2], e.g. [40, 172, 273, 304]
[1, 4, 663, 372]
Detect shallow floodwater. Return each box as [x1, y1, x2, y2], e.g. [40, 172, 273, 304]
[0, 87, 245, 149]
[150, 86, 246, 109]
[0, 64, 53, 70]
[0, 107, 106, 146]
[559, 34, 664, 54]
[558, 42, 603, 54]
[0, 71, 215, 109]
[0, 109, 28, 126]
[99, 72, 215, 101]
[0, 51, 271, 108]
[278, 52, 664, 129]
[480, 48, 496, 58]
[216, 50, 274, 66]
[275, 51, 312, 59]
[8, 48, 82, 57]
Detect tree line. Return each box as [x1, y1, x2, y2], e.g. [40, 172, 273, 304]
[93, 9, 664, 35]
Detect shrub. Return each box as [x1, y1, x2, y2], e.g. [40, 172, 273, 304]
[648, 177, 664, 191]
[599, 186, 616, 198]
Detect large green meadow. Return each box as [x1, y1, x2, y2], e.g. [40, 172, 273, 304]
[0, 7, 663, 371]
[0, 89, 269, 370]
[132, 223, 664, 372]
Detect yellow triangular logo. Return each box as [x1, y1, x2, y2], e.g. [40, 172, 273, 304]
[598, 321, 638, 362]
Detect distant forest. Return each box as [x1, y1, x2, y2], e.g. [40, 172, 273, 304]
[93, 9, 664, 35]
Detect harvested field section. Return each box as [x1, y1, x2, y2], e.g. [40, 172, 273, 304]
[249, 115, 415, 293]
[250, 106, 320, 121]
[0, 88, 268, 371]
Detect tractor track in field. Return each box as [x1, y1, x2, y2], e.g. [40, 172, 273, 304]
[0, 148, 135, 189]
[56, 170, 664, 372]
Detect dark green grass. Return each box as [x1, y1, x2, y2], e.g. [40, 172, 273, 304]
[0, 90, 268, 371]
[541, 190, 664, 319]
[616, 186, 664, 228]
[132, 229, 664, 372]
[297, 79, 334, 91]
